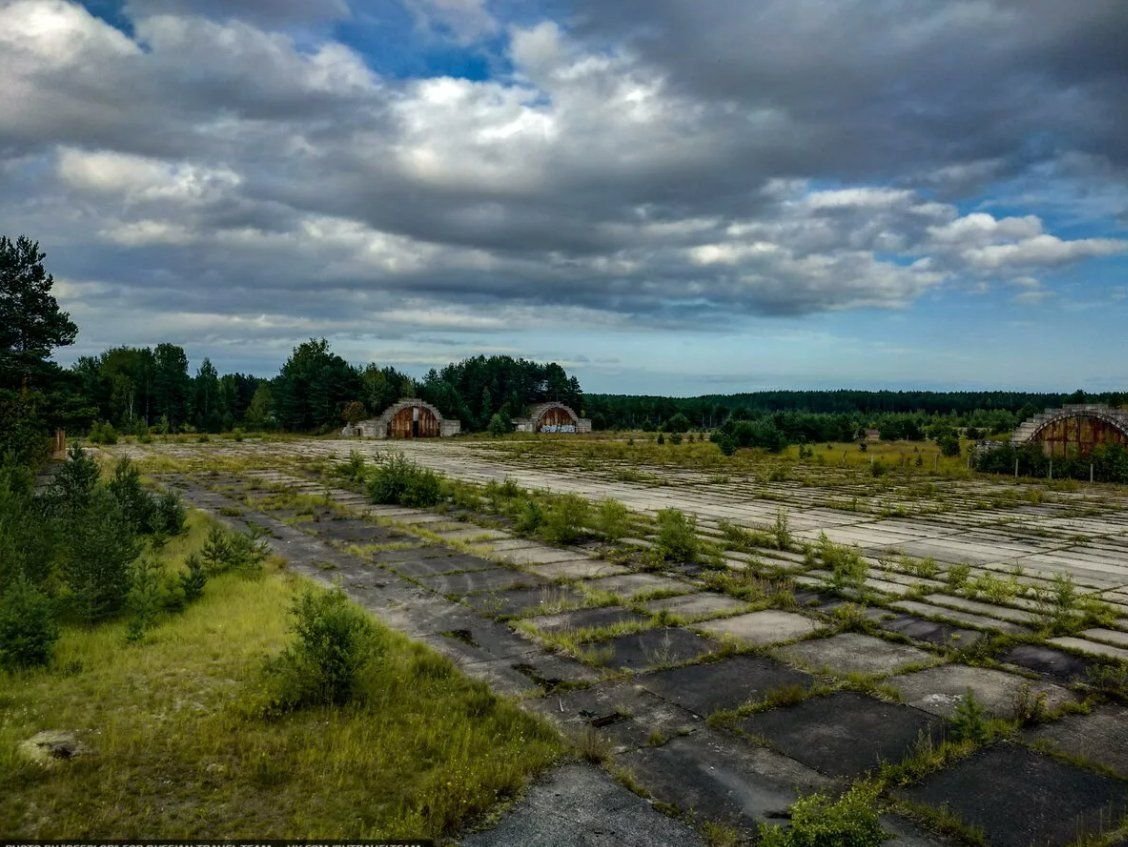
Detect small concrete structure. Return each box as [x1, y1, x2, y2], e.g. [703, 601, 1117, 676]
[512, 401, 592, 434]
[341, 398, 461, 439]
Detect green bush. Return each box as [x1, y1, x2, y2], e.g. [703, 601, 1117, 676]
[179, 553, 207, 603]
[487, 412, 512, 436]
[0, 577, 59, 670]
[514, 498, 544, 535]
[540, 494, 590, 545]
[152, 489, 187, 535]
[263, 588, 382, 712]
[819, 534, 867, 593]
[0, 463, 55, 589]
[596, 498, 630, 542]
[125, 556, 163, 643]
[107, 457, 156, 533]
[759, 783, 884, 847]
[49, 444, 100, 516]
[335, 450, 369, 484]
[201, 525, 269, 575]
[368, 455, 443, 507]
[949, 690, 989, 742]
[58, 488, 139, 622]
[655, 508, 699, 563]
[88, 421, 118, 445]
[773, 507, 792, 550]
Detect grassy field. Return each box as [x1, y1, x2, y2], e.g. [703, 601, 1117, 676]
[0, 512, 562, 839]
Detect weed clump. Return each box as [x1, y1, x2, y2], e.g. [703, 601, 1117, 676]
[819, 534, 867, 594]
[949, 690, 990, 743]
[261, 588, 382, 713]
[654, 508, 699, 563]
[596, 498, 631, 542]
[368, 455, 443, 507]
[540, 494, 590, 545]
[759, 782, 884, 846]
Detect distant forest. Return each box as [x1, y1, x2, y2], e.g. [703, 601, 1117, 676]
[585, 389, 1127, 433]
[3, 233, 1126, 459]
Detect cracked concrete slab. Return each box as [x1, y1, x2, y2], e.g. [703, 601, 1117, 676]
[616, 729, 832, 832]
[694, 610, 823, 647]
[774, 632, 935, 677]
[641, 592, 749, 620]
[638, 654, 813, 718]
[461, 584, 587, 618]
[525, 606, 647, 635]
[418, 568, 547, 596]
[887, 664, 1076, 718]
[897, 743, 1128, 847]
[526, 559, 630, 580]
[739, 692, 942, 778]
[527, 681, 700, 754]
[594, 627, 718, 672]
[581, 572, 694, 600]
[998, 643, 1095, 684]
[458, 763, 706, 847]
[1024, 705, 1128, 778]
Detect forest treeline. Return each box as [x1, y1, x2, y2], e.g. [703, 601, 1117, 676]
[3, 233, 1125, 462]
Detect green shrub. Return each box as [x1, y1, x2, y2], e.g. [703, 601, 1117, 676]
[759, 782, 884, 846]
[125, 556, 163, 643]
[201, 525, 269, 575]
[946, 563, 971, 590]
[596, 498, 630, 542]
[540, 494, 590, 545]
[59, 488, 139, 622]
[0, 464, 55, 589]
[715, 434, 737, 456]
[949, 690, 989, 742]
[334, 450, 369, 484]
[487, 412, 512, 436]
[152, 489, 187, 535]
[514, 498, 544, 535]
[0, 577, 59, 670]
[263, 588, 382, 712]
[107, 457, 156, 533]
[368, 455, 443, 507]
[179, 553, 207, 603]
[655, 508, 699, 563]
[820, 534, 867, 593]
[88, 421, 118, 445]
[49, 444, 100, 516]
[773, 507, 792, 550]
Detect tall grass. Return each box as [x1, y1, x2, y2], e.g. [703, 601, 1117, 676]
[0, 527, 562, 839]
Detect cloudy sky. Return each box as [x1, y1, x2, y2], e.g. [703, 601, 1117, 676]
[2, 0, 1126, 394]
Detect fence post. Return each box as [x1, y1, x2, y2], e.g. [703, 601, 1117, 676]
[1049, 459, 1053, 481]
[1014, 457, 1019, 478]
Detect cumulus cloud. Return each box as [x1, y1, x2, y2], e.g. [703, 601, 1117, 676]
[0, 0, 1125, 371]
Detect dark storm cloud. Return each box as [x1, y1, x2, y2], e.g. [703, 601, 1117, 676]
[0, 0, 1125, 361]
[571, 0, 1128, 175]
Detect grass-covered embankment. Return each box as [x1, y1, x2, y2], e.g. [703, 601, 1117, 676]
[0, 511, 562, 839]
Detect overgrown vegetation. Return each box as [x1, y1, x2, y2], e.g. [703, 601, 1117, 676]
[368, 454, 443, 507]
[260, 588, 382, 713]
[0, 560, 563, 838]
[758, 783, 884, 846]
